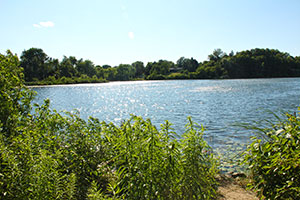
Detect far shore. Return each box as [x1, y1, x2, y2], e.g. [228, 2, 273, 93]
[26, 76, 300, 88]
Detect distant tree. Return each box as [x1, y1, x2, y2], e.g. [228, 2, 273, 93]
[153, 60, 173, 75]
[219, 48, 300, 78]
[76, 60, 96, 77]
[20, 48, 49, 81]
[176, 57, 198, 72]
[145, 60, 174, 79]
[116, 64, 136, 81]
[103, 67, 117, 81]
[176, 57, 185, 68]
[132, 61, 145, 78]
[47, 58, 60, 78]
[145, 62, 154, 76]
[196, 61, 226, 79]
[102, 64, 111, 69]
[67, 56, 78, 66]
[18, 47, 300, 83]
[59, 56, 78, 78]
[208, 49, 226, 62]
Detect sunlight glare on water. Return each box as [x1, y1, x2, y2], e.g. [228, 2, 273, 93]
[32, 78, 300, 172]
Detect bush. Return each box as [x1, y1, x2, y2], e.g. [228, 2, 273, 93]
[146, 73, 166, 80]
[0, 50, 34, 137]
[244, 110, 300, 199]
[167, 72, 189, 79]
[99, 117, 218, 199]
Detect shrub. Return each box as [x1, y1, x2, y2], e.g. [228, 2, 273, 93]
[146, 73, 166, 80]
[0, 51, 34, 138]
[167, 72, 189, 79]
[244, 110, 300, 200]
[98, 116, 218, 199]
[0, 52, 76, 199]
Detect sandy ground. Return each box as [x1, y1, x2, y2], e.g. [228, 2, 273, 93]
[217, 175, 258, 200]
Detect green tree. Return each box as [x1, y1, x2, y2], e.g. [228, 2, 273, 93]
[208, 48, 226, 62]
[103, 67, 117, 81]
[132, 61, 145, 78]
[176, 57, 198, 72]
[20, 48, 49, 81]
[102, 64, 111, 69]
[60, 56, 78, 78]
[145, 62, 154, 76]
[116, 64, 136, 81]
[76, 60, 96, 77]
[47, 58, 60, 78]
[146, 60, 173, 78]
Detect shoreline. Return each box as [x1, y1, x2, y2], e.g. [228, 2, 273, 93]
[26, 76, 300, 87]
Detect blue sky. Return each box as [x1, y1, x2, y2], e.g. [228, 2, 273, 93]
[1, 0, 300, 66]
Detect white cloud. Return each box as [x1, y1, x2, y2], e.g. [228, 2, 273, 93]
[33, 21, 55, 28]
[128, 31, 134, 39]
[33, 24, 41, 28]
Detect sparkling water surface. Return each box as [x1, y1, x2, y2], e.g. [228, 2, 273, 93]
[31, 78, 300, 171]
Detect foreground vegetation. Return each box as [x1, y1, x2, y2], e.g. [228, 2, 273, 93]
[19, 47, 300, 85]
[1, 51, 300, 199]
[244, 111, 300, 199]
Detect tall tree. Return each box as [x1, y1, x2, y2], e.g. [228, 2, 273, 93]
[208, 49, 226, 62]
[60, 56, 78, 78]
[20, 48, 49, 81]
[103, 67, 117, 80]
[116, 64, 136, 81]
[150, 60, 173, 75]
[132, 61, 145, 78]
[75, 60, 96, 77]
[176, 57, 198, 72]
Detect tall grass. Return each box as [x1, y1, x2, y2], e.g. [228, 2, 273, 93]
[1, 101, 218, 199]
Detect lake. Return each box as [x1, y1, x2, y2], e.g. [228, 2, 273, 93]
[31, 78, 300, 171]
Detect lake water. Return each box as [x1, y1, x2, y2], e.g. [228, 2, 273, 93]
[31, 78, 300, 171]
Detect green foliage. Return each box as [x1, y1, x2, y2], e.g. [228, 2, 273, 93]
[1, 104, 218, 199]
[116, 64, 136, 81]
[167, 72, 190, 79]
[18, 47, 300, 85]
[20, 48, 50, 81]
[146, 73, 166, 80]
[76, 60, 97, 77]
[243, 110, 300, 199]
[132, 61, 145, 78]
[60, 56, 78, 78]
[176, 57, 198, 72]
[99, 116, 218, 200]
[180, 118, 218, 199]
[0, 51, 35, 137]
[208, 49, 226, 62]
[146, 60, 173, 77]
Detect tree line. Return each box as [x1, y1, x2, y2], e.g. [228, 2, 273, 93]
[19, 47, 300, 85]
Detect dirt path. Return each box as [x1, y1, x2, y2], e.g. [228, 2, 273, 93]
[217, 175, 258, 200]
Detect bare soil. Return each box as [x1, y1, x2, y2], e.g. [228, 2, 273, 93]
[217, 174, 258, 200]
